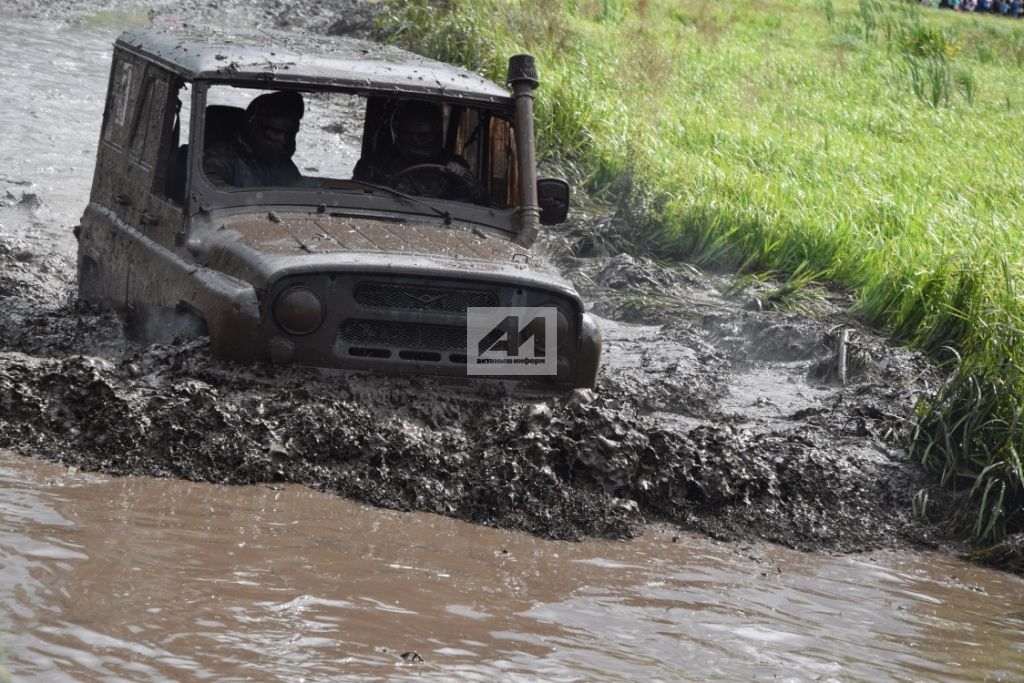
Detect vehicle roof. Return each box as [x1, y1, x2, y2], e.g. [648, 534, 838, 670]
[115, 25, 513, 107]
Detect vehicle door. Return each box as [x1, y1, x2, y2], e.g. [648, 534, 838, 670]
[120, 64, 189, 315]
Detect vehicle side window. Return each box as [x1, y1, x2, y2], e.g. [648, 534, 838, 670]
[152, 80, 191, 205]
[103, 56, 144, 149]
[487, 116, 518, 207]
[454, 108, 481, 176]
[430, 106, 517, 207]
[129, 73, 168, 169]
[115, 64, 187, 205]
[451, 108, 518, 206]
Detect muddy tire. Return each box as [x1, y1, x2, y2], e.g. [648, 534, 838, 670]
[126, 303, 208, 345]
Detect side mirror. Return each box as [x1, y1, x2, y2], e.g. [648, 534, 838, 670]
[537, 178, 570, 225]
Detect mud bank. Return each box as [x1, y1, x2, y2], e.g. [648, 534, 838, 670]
[0, 0, 945, 554]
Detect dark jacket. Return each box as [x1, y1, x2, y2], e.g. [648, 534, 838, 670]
[204, 135, 303, 188]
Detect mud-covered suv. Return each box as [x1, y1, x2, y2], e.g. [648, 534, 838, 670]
[76, 26, 601, 389]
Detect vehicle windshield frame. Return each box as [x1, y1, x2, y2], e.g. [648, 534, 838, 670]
[185, 79, 520, 235]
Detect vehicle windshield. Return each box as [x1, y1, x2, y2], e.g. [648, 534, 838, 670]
[194, 85, 519, 210]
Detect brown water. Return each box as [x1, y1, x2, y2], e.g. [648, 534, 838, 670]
[3, 450, 1023, 681]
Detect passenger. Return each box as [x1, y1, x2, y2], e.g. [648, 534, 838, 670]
[353, 100, 484, 202]
[204, 90, 305, 188]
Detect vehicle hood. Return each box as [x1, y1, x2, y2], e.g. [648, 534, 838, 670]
[187, 212, 577, 296]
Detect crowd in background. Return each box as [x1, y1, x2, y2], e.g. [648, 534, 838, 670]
[921, 0, 1023, 17]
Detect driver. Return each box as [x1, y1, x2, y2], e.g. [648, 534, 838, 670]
[204, 90, 305, 188]
[353, 100, 484, 202]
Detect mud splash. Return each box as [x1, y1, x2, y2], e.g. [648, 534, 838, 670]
[0, 209, 940, 552]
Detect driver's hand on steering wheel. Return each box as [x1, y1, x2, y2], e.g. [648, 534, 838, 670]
[444, 159, 486, 202]
[444, 158, 473, 183]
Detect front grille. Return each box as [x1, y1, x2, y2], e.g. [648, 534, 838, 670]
[353, 282, 497, 313]
[338, 319, 466, 352]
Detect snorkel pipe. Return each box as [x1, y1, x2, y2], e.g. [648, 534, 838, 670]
[507, 54, 540, 248]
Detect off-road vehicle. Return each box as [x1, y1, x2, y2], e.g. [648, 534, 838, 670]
[76, 26, 601, 389]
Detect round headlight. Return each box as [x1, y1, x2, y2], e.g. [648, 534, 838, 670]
[273, 286, 324, 335]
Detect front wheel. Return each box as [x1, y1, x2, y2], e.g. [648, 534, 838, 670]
[125, 302, 208, 345]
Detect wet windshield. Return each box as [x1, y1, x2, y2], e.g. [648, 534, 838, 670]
[192, 85, 518, 209]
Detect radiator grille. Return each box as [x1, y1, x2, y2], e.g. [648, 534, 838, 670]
[339, 319, 466, 352]
[353, 282, 497, 313]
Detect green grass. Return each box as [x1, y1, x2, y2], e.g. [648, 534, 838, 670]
[382, 0, 1024, 541]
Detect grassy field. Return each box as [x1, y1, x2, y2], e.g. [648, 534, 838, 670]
[383, 0, 1024, 541]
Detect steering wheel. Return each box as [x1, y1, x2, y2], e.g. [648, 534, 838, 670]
[386, 163, 478, 200]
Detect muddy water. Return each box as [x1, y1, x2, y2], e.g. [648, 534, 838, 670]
[3, 450, 1024, 681]
[0, 17, 111, 245]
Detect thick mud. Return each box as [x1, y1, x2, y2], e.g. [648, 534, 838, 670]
[0, 0, 944, 554]
[0, 197, 941, 552]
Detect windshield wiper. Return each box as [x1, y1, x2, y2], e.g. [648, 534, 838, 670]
[345, 179, 453, 225]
